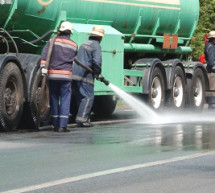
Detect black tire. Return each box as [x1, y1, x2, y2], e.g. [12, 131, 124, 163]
[0, 62, 24, 131]
[166, 66, 186, 109]
[186, 68, 205, 111]
[22, 69, 51, 130]
[143, 67, 165, 110]
[92, 95, 117, 117]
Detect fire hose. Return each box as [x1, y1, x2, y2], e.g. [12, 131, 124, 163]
[74, 58, 110, 86]
[37, 34, 58, 128]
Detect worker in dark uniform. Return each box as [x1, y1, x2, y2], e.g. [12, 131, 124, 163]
[204, 31, 215, 108]
[72, 26, 105, 127]
[40, 21, 78, 132]
[204, 31, 215, 72]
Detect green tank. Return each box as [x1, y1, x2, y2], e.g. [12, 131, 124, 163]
[1, 0, 199, 49]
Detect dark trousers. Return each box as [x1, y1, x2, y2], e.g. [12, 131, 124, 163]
[208, 97, 215, 105]
[49, 80, 71, 128]
[206, 70, 215, 106]
[73, 81, 94, 123]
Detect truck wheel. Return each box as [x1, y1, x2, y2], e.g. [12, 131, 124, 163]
[21, 69, 51, 130]
[166, 66, 186, 109]
[29, 69, 51, 128]
[0, 62, 24, 131]
[186, 68, 205, 111]
[92, 95, 117, 117]
[144, 67, 165, 110]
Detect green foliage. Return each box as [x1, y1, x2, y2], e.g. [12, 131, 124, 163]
[191, 0, 215, 60]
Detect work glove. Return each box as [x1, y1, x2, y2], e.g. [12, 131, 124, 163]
[41, 67, 48, 76]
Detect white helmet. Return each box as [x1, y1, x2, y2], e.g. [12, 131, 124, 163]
[90, 26, 105, 37]
[208, 31, 215, 39]
[59, 21, 73, 33]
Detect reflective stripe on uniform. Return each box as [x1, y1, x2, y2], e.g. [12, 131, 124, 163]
[48, 74, 72, 81]
[48, 70, 72, 80]
[50, 38, 77, 48]
[48, 70, 72, 75]
[54, 42, 77, 51]
[76, 116, 87, 122]
[82, 98, 90, 118]
[75, 98, 90, 122]
[59, 115, 69, 118]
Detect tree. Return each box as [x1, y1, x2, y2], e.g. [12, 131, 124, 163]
[191, 0, 215, 60]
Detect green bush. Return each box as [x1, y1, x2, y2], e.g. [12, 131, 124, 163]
[191, 0, 215, 60]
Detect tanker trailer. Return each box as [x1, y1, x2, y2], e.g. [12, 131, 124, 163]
[0, 0, 210, 130]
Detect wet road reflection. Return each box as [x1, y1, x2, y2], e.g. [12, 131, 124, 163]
[67, 121, 215, 153]
[2, 112, 215, 154]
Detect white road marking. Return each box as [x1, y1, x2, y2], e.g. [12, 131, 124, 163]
[2, 151, 215, 193]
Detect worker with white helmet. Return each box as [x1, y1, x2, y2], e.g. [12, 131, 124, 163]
[72, 26, 105, 127]
[204, 31, 215, 108]
[40, 21, 78, 132]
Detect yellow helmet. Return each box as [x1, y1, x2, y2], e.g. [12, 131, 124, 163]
[208, 31, 215, 39]
[90, 26, 105, 37]
[59, 21, 73, 33]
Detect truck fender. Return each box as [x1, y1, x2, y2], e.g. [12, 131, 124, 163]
[17, 54, 41, 101]
[138, 58, 166, 94]
[184, 61, 209, 91]
[163, 59, 186, 90]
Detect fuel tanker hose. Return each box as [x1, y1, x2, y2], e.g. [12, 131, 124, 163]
[0, 35, 9, 54]
[37, 34, 58, 127]
[23, 30, 55, 44]
[0, 28, 19, 56]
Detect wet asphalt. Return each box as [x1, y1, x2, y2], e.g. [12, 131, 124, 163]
[1, 108, 215, 193]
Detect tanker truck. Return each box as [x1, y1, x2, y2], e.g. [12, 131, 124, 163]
[0, 0, 213, 131]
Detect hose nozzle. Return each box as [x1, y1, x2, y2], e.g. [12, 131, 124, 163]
[73, 58, 110, 86]
[96, 75, 110, 86]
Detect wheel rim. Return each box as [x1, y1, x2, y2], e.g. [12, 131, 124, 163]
[151, 77, 162, 109]
[194, 77, 203, 107]
[173, 76, 184, 107]
[4, 78, 18, 115]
